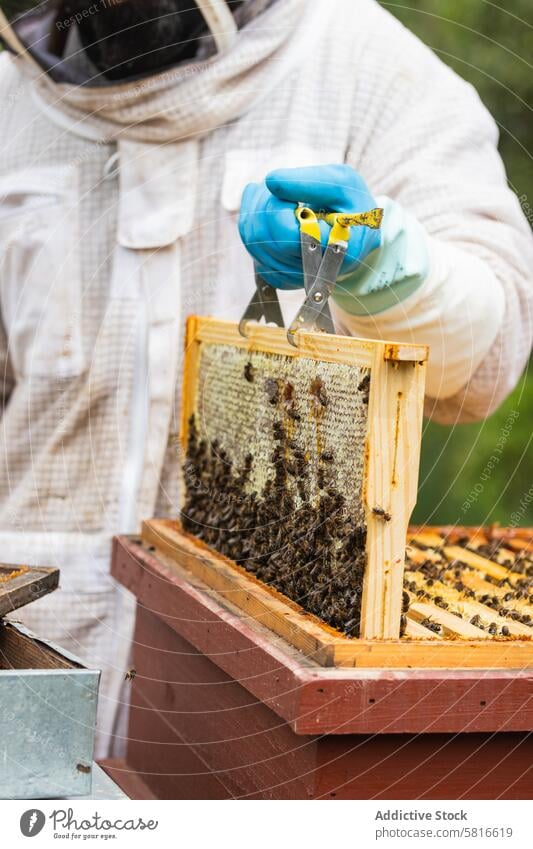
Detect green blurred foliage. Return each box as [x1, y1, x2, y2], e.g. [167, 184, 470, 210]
[380, 0, 533, 527]
[417, 370, 532, 528]
[380, 0, 533, 199]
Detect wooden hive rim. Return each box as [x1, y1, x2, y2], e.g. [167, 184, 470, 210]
[142, 520, 533, 670]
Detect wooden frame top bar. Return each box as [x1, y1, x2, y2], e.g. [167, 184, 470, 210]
[188, 317, 429, 365]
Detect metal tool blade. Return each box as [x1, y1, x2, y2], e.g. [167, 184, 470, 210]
[300, 232, 322, 294]
[239, 268, 284, 337]
[287, 242, 346, 346]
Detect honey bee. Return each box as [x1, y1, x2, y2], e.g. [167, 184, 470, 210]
[265, 378, 280, 405]
[124, 668, 137, 681]
[421, 617, 442, 635]
[372, 506, 392, 522]
[310, 377, 328, 407]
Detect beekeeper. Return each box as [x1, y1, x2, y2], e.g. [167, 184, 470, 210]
[0, 0, 531, 758]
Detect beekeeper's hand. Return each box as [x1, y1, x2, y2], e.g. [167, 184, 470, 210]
[239, 164, 429, 314]
[238, 164, 380, 290]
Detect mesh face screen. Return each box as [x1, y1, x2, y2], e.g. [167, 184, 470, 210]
[182, 342, 371, 636]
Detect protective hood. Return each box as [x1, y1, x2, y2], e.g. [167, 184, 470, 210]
[0, 0, 315, 143]
[0, 0, 276, 84]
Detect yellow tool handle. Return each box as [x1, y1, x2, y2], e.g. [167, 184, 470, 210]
[295, 206, 384, 243]
[294, 206, 321, 241]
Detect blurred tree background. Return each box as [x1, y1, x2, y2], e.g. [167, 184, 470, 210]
[379, 0, 533, 528]
[0, 1, 531, 526]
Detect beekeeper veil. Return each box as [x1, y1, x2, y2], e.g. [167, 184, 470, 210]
[0, 0, 275, 83]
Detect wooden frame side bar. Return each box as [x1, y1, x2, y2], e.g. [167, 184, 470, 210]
[360, 352, 426, 639]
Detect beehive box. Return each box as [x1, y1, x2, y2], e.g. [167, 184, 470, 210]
[142, 317, 533, 669]
[0, 564, 100, 799]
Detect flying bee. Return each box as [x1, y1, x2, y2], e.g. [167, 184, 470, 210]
[124, 668, 137, 682]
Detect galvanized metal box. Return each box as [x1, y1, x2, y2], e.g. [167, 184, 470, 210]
[0, 565, 100, 799]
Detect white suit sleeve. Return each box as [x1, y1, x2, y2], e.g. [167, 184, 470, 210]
[337, 3, 533, 423]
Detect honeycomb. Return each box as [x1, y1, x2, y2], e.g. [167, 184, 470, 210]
[182, 342, 371, 636]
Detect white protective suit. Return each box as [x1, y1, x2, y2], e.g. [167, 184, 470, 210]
[0, 0, 531, 757]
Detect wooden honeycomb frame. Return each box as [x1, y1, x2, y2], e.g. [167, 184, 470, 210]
[147, 315, 428, 640]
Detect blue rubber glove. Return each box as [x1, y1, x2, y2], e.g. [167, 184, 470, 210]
[238, 164, 382, 290]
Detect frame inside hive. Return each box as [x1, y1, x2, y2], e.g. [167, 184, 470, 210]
[142, 520, 533, 667]
[155, 315, 428, 640]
